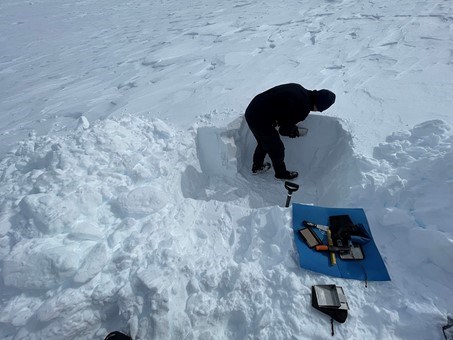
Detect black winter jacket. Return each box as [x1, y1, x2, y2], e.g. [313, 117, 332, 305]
[245, 83, 313, 135]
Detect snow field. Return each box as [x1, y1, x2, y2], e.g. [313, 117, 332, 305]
[2, 0, 453, 157]
[1, 0, 453, 338]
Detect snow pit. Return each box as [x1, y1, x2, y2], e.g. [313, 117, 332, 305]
[187, 114, 364, 207]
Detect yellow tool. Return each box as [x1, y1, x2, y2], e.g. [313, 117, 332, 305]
[327, 229, 336, 266]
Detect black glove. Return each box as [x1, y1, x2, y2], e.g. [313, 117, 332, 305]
[279, 125, 299, 138]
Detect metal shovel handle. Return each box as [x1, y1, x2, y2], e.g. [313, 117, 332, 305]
[284, 181, 299, 207]
[285, 181, 299, 193]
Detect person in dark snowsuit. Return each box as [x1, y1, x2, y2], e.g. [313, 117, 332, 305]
[245, 83, 336, 180]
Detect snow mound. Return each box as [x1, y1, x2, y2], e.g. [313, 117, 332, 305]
[0, 115, 191, 339]
[353, 120, 453, 308]
[0, 115, 452, 339]
[113, 186, 167, 218]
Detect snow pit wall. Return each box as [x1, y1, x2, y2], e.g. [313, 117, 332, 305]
[192, 115, 364, 207]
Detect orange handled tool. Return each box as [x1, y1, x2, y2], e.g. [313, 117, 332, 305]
[315, 245, 349, 252]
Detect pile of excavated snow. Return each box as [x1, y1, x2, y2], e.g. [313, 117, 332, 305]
[0, 114, 452, 339]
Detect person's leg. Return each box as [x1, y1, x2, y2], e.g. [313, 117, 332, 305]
[251, 128, 287, 175]
[245, 111, 291, 177]
[252, 142, 267, 168]
[245, 113, 270, 169]
[260, 133, 287, 175]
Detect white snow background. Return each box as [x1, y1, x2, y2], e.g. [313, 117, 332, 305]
[1, 0, 452, 339]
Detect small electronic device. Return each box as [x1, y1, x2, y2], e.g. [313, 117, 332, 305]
[339, 243, 364, 260]
[299, 227, 322, 248]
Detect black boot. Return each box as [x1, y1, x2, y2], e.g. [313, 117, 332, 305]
[275, 171, 298, 180]
[252, 162, 271, 174]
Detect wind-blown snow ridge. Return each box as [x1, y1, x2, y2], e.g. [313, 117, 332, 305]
[0, 114, 451, 339]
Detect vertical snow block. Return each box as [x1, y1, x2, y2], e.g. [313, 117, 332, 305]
[292, 203, 390, 281]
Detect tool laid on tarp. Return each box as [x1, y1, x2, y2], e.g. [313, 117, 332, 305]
[298, 227, 322, 248]
[312, 284, 349, 336]
[301, 217, 365, 264]
[302, 214, 368, 281]
[326, 228, 336, 266]
[292, 203, 391, 281]
[303, 220, 329, 232]
[304, 221, 366, 260]
[315, 245, 350, 252]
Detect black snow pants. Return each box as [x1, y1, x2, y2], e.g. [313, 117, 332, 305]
[245, 112, 287, 176]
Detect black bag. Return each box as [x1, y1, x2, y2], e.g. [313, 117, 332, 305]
[312, 285, 349, 336]
[329, 215, 370, 245]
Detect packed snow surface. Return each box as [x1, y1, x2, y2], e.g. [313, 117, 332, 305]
[1, 0, 452, 339]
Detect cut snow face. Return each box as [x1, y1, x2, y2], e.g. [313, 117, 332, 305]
[186, 114, 364, 208]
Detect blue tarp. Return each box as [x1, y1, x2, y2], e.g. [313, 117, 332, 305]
[292, 203, 390, 281]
